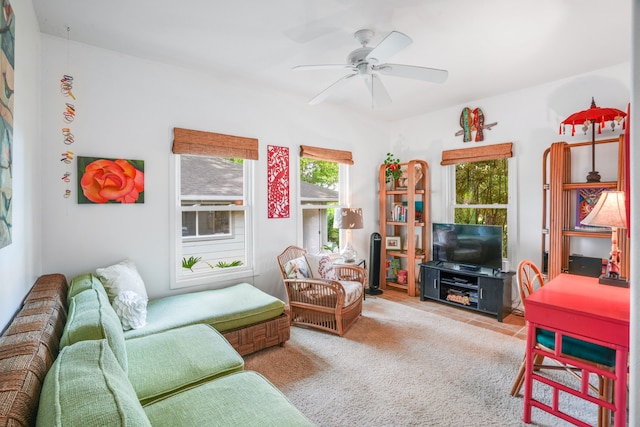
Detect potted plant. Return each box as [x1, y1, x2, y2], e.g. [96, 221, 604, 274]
[384, 153, 402, 187]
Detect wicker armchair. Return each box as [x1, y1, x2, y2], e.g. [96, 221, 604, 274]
[277, 246, 365, 336]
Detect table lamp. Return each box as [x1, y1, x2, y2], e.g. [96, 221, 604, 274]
[333, 208, 363, 262]
[580, 190, 628, 287]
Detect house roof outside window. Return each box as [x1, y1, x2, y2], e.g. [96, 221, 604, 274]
[180, 155, 338, 202]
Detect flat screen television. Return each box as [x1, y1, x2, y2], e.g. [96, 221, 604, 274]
[432, 223, 503, 271]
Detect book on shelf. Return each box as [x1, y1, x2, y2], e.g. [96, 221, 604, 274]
[391, 203, 407, 222]
[386, 259, 400, 280]
[401, 201, 423, 222]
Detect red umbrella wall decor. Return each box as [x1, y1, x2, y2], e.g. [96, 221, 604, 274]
[560, 97, 626, 182]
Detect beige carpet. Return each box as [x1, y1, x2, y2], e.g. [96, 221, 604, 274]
[245, 297, 601, 427]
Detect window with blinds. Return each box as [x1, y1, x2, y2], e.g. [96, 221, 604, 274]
[171, 128, 256, 288]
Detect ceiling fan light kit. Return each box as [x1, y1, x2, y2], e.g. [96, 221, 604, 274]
[293, 29, 448, 107]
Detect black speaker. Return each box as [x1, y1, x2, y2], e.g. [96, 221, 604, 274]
[568, 255, 605, 278]
[543, 252, 604, 278]
[367, 232, 383, 295]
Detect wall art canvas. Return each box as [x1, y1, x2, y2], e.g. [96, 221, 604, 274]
[77, 156, 145, 204]
[575, 187, 608, 230]
[0, 0, 15, 249]
[267, 145, 289, 218]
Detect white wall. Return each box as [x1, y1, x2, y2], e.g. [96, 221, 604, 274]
[36, 35, 631, 302]
[390, 63, 630, 271]
[0, 1, 43, 331]
[39, 35, 389, 302]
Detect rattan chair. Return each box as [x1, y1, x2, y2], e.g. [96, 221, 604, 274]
[510, 260, 547, 397]
[510, 260, 614, 426]
[277, 246, 365, 336]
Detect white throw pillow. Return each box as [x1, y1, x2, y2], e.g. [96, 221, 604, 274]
[96, 259, 149, 302]
[96, 259, 149, 330]
[304, 253, 337, 280]
[112, 291, 148, 330]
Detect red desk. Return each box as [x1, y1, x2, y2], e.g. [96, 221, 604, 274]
[523, 274, 629, 426]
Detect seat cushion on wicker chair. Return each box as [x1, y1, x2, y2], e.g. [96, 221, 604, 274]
[341, 280, 363, 307]
[123, 283, 285, 340]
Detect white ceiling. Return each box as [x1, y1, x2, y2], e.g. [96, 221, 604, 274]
[32, 0, 632, 122]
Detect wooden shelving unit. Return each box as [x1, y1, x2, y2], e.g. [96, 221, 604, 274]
[542, 134, 628, 280]
[379, 160, 430, 297]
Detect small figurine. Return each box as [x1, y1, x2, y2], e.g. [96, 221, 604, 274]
[607, 247, 621, 279]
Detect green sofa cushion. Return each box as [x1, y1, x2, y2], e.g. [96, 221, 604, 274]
[126, 324, 244, 406]
[60, 288, 128, 372]
[123, 283, 285, 339]
[36, 339, 151, 427]
[536, 328, 616, 367]
[68, 273, 108, 300]
[144, 371, 315, 427]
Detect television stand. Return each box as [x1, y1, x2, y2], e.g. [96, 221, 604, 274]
[419, 261, 513, 322]
[459, 264, 481, 272]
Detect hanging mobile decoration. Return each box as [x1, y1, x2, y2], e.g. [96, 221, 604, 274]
[60, 26, 77, 199]
[61, 127, 74, 145]
[60, 151, 74, 164]
[60, 75, 75, 99]
[62, 102, 75, 123]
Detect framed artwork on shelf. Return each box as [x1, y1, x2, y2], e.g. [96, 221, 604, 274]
[385, 236, 401, 250]
[575, 187, 610, 230]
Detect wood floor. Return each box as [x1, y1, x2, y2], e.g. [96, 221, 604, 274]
[374, 288, 527, 340]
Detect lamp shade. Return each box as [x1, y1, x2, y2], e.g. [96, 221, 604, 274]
[333, 208, 363, 230]
[581, 191, 627, 229]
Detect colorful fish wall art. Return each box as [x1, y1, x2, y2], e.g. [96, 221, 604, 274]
[456, 107, 498, 142]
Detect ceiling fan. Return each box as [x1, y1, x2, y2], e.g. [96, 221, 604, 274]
[292, 29, 448, 107]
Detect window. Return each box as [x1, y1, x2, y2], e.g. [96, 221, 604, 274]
[298, 145, 353, 255]
[299, 158, 340, 254]
[443, 143, 513, 262]
[171, 128, 257, 288]
[182, 208, 231, 238]
[453, 159, 509, 257]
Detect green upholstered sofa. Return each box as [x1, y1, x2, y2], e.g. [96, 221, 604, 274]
[0, 274, 312, 426]
[71, 273, 291, 356]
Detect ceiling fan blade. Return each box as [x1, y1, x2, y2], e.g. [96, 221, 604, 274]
[374, 63, 449, 84]
[292, 64, 355, 72]
[366, 31, 412, 63]
[308, 73, 357, 105]
[364, 74, 392, 108]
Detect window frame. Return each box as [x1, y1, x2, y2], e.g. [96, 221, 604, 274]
[181, 207, 233, 240]
[444, 157, 517, 270]
[170, 155, 255, 289]
[297, 159, 349, 251]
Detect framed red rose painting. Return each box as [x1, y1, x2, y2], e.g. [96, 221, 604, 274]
[77, 156, 145, 204]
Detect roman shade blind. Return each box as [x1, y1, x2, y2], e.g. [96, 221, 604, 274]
[440, 142, 512, 165]
[173, 127, 259, 160]
[299, 145, 354, 165]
